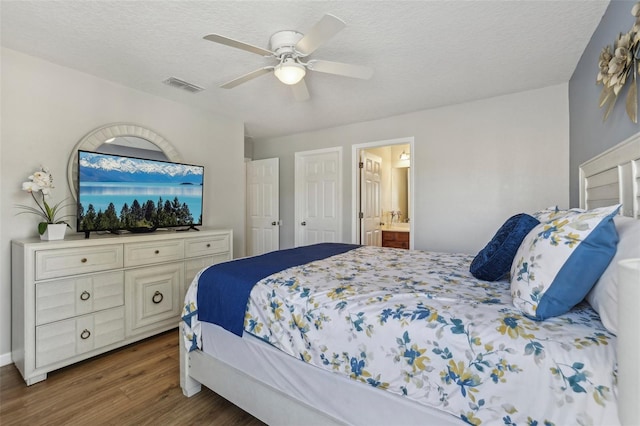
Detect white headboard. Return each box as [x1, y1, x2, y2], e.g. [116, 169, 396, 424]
[580, 132, 640, 219]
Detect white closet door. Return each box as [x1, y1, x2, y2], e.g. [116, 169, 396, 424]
[295, 148, 342, 247]
[246, 158, 280, 256]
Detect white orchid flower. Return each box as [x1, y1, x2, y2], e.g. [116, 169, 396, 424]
[21, 181, 41, 193]
[30, 170, 53, 189]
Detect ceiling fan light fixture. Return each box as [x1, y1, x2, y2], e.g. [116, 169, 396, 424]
[399, 151, 410, 161]
[274, 59, 306, 85]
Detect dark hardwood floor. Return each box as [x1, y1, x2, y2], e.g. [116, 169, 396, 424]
[0, 329, 265, 425]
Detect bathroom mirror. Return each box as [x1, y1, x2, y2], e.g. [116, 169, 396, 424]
[391, 167, 410, 222]
[67, 123, 182, 200]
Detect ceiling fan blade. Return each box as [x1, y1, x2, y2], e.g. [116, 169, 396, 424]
[292, 79, 310, 101]
[220, 67, 273, 89]
[307, 59, 373, 80]
[204, 34, 274, 57]
[295, 14, 346, 56]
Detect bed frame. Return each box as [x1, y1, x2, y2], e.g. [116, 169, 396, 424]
[181, 132, 640, 425]
[179, 330, 347, 425]
[579, 132, 640, 218]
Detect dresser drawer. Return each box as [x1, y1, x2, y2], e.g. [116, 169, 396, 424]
[35, 245, 124, 280]
[185, 234, 231, 258]
[126, 262, 182, 335]
[36, 271, 124, 326]
[35, 306, 125, 368]
[124, 240, 185, 267]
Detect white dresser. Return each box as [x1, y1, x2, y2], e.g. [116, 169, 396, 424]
[11, 228, 232, 385]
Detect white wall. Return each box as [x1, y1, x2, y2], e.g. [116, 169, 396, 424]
[0, 48, 246, 364]
[253, 84, 570, 255]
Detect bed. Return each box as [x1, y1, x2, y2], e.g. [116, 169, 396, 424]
[180, 133, 640, 426]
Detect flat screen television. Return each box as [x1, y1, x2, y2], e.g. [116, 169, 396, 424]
[77, 150, 204, 237]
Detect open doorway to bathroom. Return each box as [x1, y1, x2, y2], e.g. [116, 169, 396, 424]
[351, 137, 414, 249]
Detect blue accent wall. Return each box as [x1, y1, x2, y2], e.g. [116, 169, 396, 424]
[569, 0, 640, 207]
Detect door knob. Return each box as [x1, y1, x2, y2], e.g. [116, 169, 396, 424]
[301, 221, 307, 226]
[272, 221, 277, 226]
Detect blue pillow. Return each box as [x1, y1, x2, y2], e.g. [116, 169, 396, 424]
[470, 213, 540, 281]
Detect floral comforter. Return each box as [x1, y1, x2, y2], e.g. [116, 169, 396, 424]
[183, 246, 618, 425]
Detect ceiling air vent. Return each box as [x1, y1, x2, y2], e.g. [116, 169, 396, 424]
[162, 77, 204, 93]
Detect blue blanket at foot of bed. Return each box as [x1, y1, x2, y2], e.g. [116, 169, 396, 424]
[196, 243, 360, 336]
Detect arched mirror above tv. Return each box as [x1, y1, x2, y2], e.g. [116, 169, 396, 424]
[67, 123, 182, 200]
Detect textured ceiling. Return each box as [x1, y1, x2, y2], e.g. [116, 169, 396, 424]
[1, 1, 609, 139]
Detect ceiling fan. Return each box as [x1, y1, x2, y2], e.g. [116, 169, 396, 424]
[203, 14, 374, 101]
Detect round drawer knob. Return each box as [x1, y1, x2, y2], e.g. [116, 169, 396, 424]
[154, 250, 160, 255]
[81, 258, 88, 263]
[80, 291, 91, 301]
[152, 291, 164, 304]
[206, 243, 211, 248]
[80, 329, 91, 340]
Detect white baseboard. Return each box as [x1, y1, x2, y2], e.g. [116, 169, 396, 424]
[0, 352, 13, 367]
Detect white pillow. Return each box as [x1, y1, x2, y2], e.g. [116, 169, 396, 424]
[586, 216, 640, 335]
[511, 204, 621, 320]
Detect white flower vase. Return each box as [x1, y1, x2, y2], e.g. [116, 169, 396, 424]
[40, 223, 67, 241]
